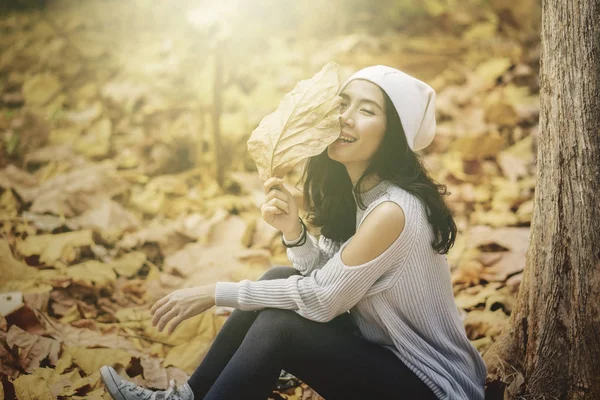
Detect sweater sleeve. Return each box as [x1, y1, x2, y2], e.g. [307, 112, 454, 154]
[285, 232, 341, 276]
[215, 222, 408, 322]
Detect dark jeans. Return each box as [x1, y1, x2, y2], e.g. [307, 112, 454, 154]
[187, 266, 437, 400]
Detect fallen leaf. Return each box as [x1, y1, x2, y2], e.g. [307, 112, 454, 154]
[65, 346, 132, 375]
[111, 252, 147, 278]
[13, 373, 55, 400]
[27, 162, 129, 217]
[16, 230, 94, 265]
[73, 198, 140, 241]
[6, 325, 61, 373]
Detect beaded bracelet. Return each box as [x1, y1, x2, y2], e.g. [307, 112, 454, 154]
[281, 217, 307, 248]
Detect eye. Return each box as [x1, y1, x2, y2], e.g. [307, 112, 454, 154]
[361, 109, 374, 115]
[340, 102, 348, 108]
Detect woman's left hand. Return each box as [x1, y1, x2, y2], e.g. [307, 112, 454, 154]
[151, 283, 217, 334]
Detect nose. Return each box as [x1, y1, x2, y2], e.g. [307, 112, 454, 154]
[339, 106, 354, 127]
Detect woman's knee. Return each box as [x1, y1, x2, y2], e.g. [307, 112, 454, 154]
[258, 265, 301, 281]
[251, 308, 305, 342]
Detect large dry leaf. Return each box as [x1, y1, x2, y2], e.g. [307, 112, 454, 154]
[0, 239, 39, 284]
[65, 346, 132, 375]
[27, 162, 129, 217]
[247, 62, 343, 181]
[72, 198, 140, 241]
[65, 260, 117, 288]
[16, 230, 94, 265]
[13, 373, 55, 400]
[6, 325, 61, 373]
[111, 252, 147, 278]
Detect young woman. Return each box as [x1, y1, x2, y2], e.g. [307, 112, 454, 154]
[100, 65, 487, 400]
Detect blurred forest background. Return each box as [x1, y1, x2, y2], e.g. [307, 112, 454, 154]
[0, 0, 541, 399]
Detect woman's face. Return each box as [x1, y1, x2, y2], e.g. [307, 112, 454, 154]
[327, 79, 387, 176]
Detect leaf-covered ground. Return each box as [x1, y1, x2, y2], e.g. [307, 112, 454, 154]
[0, 0, 540, 398]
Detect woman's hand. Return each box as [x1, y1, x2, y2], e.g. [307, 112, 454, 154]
[262, 177, 300, 234]
[150, 283, 216, 334]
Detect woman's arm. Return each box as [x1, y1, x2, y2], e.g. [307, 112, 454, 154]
[216, 201, 409, 322]
[285, 232, 342, 276]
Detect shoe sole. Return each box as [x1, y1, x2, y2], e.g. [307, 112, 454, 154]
[100, 366, 126, 400]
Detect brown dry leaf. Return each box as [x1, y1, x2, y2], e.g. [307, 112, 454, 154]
[118, 219, 192, 256]
[175, 209, 229, 241]
[45, 325, 145, 360]
[450, 131, 506, 160]
[464, 309, 509, 340]
[6, 325, 61, 373]
[247, 62, 342, 182]
[73, 198, 140, 241]
[468, 226, 529, 281]
[207, 214, 249, 247]
[455, 283, 503, 310]
[16, 230, 94, 265]
[27, 162, 129, 217]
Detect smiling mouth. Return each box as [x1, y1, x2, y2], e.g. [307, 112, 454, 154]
[334, 137, 357, 144]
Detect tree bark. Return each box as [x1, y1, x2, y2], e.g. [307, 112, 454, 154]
[483, 0, 600, 399]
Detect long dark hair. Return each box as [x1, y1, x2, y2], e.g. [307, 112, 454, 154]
[297, 89, 456, 255]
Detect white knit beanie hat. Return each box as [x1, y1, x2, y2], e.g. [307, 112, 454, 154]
[338, 65, 437, 152]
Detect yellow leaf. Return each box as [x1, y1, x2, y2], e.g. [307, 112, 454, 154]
[0, 189, 19, 217]
[13, 374, 55, 400]
[450, 131, 506, 160]
[55, 350, 73, 374]
[17, 230, 94, 265]
[58, 371, 101, 396]
[67, 260, 117, 288]
[0, 239, 38, 284]
[247, 62, 342, 182]
[111, 252, 147, 277]
[164, 334, 213, 374]
[66, 346, 132, 375]
[59, 304, 81, 324]
[474, 58, 512, 88]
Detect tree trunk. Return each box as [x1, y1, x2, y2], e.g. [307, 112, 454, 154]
[483, 0, 600, 399]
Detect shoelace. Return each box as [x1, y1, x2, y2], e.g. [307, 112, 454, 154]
[121, 381, 154, 399]
[154, 380, 178, 400]
[119, 378, 182, 400]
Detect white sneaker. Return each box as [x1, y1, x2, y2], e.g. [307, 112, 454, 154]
[100, 366, 195, 400]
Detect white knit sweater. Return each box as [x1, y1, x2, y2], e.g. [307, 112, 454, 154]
[215, 180, 487, 399]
